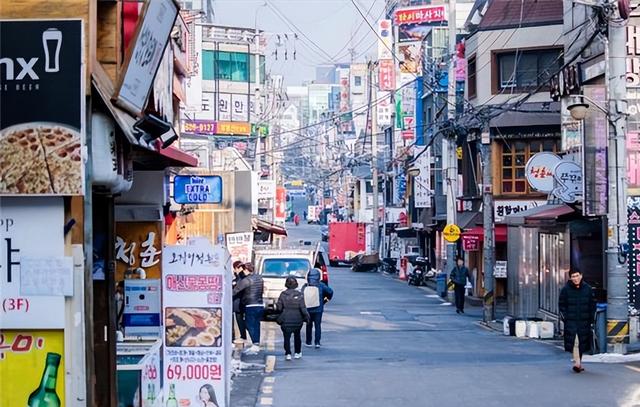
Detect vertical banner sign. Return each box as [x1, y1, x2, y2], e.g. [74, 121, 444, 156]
[0, 20, 84, 196]
[627, 200, 640, 313]
[225, 232, 253, 264]
[163, 243, 232, 407]
[629, 132, 640, 191]
[0, 330, 66, 406]
[583, 85, 608, 216]
[413, 146, 431, 208]
[0, 198, 66, 329]
[376, 91, 393, 127]
[377, 19, 393, 59]
[275, 187, 287, 222]
[378, 59, 396, 91]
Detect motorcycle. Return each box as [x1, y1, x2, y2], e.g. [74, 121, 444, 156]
[407, 256, 433, 286]
[380, 258, 398, 274]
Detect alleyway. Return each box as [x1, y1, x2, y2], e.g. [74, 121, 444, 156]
[235, 225, 640, 407]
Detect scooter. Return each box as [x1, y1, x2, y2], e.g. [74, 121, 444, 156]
[408, 256, 433, 286]
[380, 258, 398, 274]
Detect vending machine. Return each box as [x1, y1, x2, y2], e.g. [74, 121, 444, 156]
[123, 279, 161, 339]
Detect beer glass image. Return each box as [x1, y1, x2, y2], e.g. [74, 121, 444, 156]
[27, 352, 62, 406]
[42, 28, 62, 73]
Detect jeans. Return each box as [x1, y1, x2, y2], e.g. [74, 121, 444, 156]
[454, 283, 465, 312]
[233, 312, 247, 340]
[282, 326, 302, 355]
[306, 311, 323, 345]
[244, 306, 264, 344]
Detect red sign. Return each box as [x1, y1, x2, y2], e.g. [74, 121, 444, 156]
[394, 5, 447, 26]
[275, 187, 287, 221]
[402, 130, 414, 141]
[378, 59, 396, 91]
[462, 235, 480, 251]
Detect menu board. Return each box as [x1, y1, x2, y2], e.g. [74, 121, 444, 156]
[162, 242, 232, 407]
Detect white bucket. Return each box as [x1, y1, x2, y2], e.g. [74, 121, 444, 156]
[515, 320, 527, 338]
[527, 321, 540, 338]
[538, 321, 554, 339]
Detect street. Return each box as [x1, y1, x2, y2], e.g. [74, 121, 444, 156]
[238, 224, 640, 407]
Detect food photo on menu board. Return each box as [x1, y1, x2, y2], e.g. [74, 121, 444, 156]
[165, 307, 223, 347]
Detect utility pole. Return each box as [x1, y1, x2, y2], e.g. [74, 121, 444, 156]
[370, 61, 380, 254]
[605, 2, 629, 353]
[480, 128, 495, 322]
[445, 0, 458, 276]
[254, 28, 262, 173]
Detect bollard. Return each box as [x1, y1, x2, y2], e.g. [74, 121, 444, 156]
[595, 303, 607, 354]
[436, 273, 447, 297]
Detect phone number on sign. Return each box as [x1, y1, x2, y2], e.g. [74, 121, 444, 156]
[166, 364, 222, 381]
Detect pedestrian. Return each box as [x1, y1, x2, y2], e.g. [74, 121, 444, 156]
[303, 210, 307, 221]
[450, 256, 469, 314]
[231, 261, 248, 344]
[302, 268, 333, 348]
[232, 263, 264, 354]
[276, 276, 310, 361]
[294, 213, 300, 226]
[559, 270, 596, 373]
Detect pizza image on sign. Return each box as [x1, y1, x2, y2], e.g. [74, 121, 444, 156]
[0, 123, 83, 195]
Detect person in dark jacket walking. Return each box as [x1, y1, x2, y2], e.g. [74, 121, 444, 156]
[559, 270, 596, 372]
[232, 261, 247, 343]
[276, 277, 310, 360]
[302, 268, 333, 348]
[450, 257, 469, 314]
[232, 263, 264, 354]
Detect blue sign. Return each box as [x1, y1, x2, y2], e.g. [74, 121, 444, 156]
[174, 175, 222, 204]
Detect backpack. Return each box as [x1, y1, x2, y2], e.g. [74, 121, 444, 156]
[303, 285, 321, 308]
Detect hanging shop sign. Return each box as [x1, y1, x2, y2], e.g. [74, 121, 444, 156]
[376, 91, 393, 127]
[413, 146, 431, 208]
[394, 5, 447, 26]
[174, 175, 223, 204]
[443, 224, 461, 243]
[562, 120, 583, 151]
[0, 330, 66, 406]
[377, 19, 393, 60]
[462, 235, 480, 251]
[115, 222, 163, 281]
[494, 200, 546, 223]
[552, 160, 583, 203]
[183, 119, 217, 135]
[163, 242, 231, 407]
[627, 199, 640, 313]
[257, 180, 276, 200]
[494, 261, 507, 279]
[525, 152, 561, 193]
[113, 0, 179, 116]
[583, 85, 608, 216]
[225, 232, 253, 264]
[275, 187, 287, 222]
[0, 198, 67, 329]
[0, 20, 84, 196]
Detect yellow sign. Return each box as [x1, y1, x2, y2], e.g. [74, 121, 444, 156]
[0, 330, 66, 406]
[216, 121, 251, 136]
[456, 146, 463, 160]
[290, 180, 304, 187]
[443, 224, 461, 242]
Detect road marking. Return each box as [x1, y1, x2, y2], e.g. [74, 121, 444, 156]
[360, 311, 382, 315]
[262, 385, 273, 394]
[264, 376, 275, 384]
[439, 302, 452, 306]
[425, 294, 440, 298]
[265, 355, 276, 373]
[625, 365, 640, 373]
[260, 397, 274, 406]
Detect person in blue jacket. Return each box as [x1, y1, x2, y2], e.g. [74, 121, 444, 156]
[302, 268, 334, 348]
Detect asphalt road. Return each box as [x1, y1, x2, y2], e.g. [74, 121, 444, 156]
[247, 224, 640, 407]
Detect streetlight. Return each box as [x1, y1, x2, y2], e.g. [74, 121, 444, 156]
[566, 94, 609, 121]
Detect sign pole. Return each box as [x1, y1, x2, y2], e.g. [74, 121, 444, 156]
[481, 128, 495, 322]
[445, 0, 458, 286]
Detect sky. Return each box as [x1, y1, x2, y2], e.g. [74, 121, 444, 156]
[211, 0, 387, 85]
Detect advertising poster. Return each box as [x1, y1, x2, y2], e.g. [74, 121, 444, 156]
[225, 232, 253, 264]
[395, 5, 447, 43]
[163, 243, 232, 407]
[398, 42, 422, 74]
[0, 198, 66, 329]
[115, 222, 163, 281]
[0, 330, 66, 406]
[0, 20, 84, 195]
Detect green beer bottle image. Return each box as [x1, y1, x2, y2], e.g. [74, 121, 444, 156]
[27, 352, 62, 407]
[166, 383, 178, 407]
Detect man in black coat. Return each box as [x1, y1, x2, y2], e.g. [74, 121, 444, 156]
[559, 270, 596, 373]
[232, 261, 247, 343]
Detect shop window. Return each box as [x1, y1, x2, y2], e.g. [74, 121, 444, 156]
[495, 48, 562, 93]
[500, 139, 559, 195]
[539, 233, 565, 315]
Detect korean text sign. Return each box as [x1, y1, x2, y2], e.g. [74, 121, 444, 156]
[115, 222, 163, 281]
[225, 232, 253, 264]
[0, 198, 66, 329]
[163, 243, 232, 407]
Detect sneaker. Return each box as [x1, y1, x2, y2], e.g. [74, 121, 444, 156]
[315, 344, 321, 349]
[285, 354, 292, 361]
[304, 343, 313, 348]
[294, 353, 302, 359]
[243, 345, 260, 354]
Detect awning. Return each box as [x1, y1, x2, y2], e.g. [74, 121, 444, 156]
[462, 225, 508, 243]
[457, 211, 481, 230]
[489, 102, 561, 128]
[504, 204, 575, 226]
[92, 63, 197, 169]
[253, 219, 288, 236]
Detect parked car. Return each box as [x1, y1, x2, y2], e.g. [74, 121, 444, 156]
[320, 225, 329, 241]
